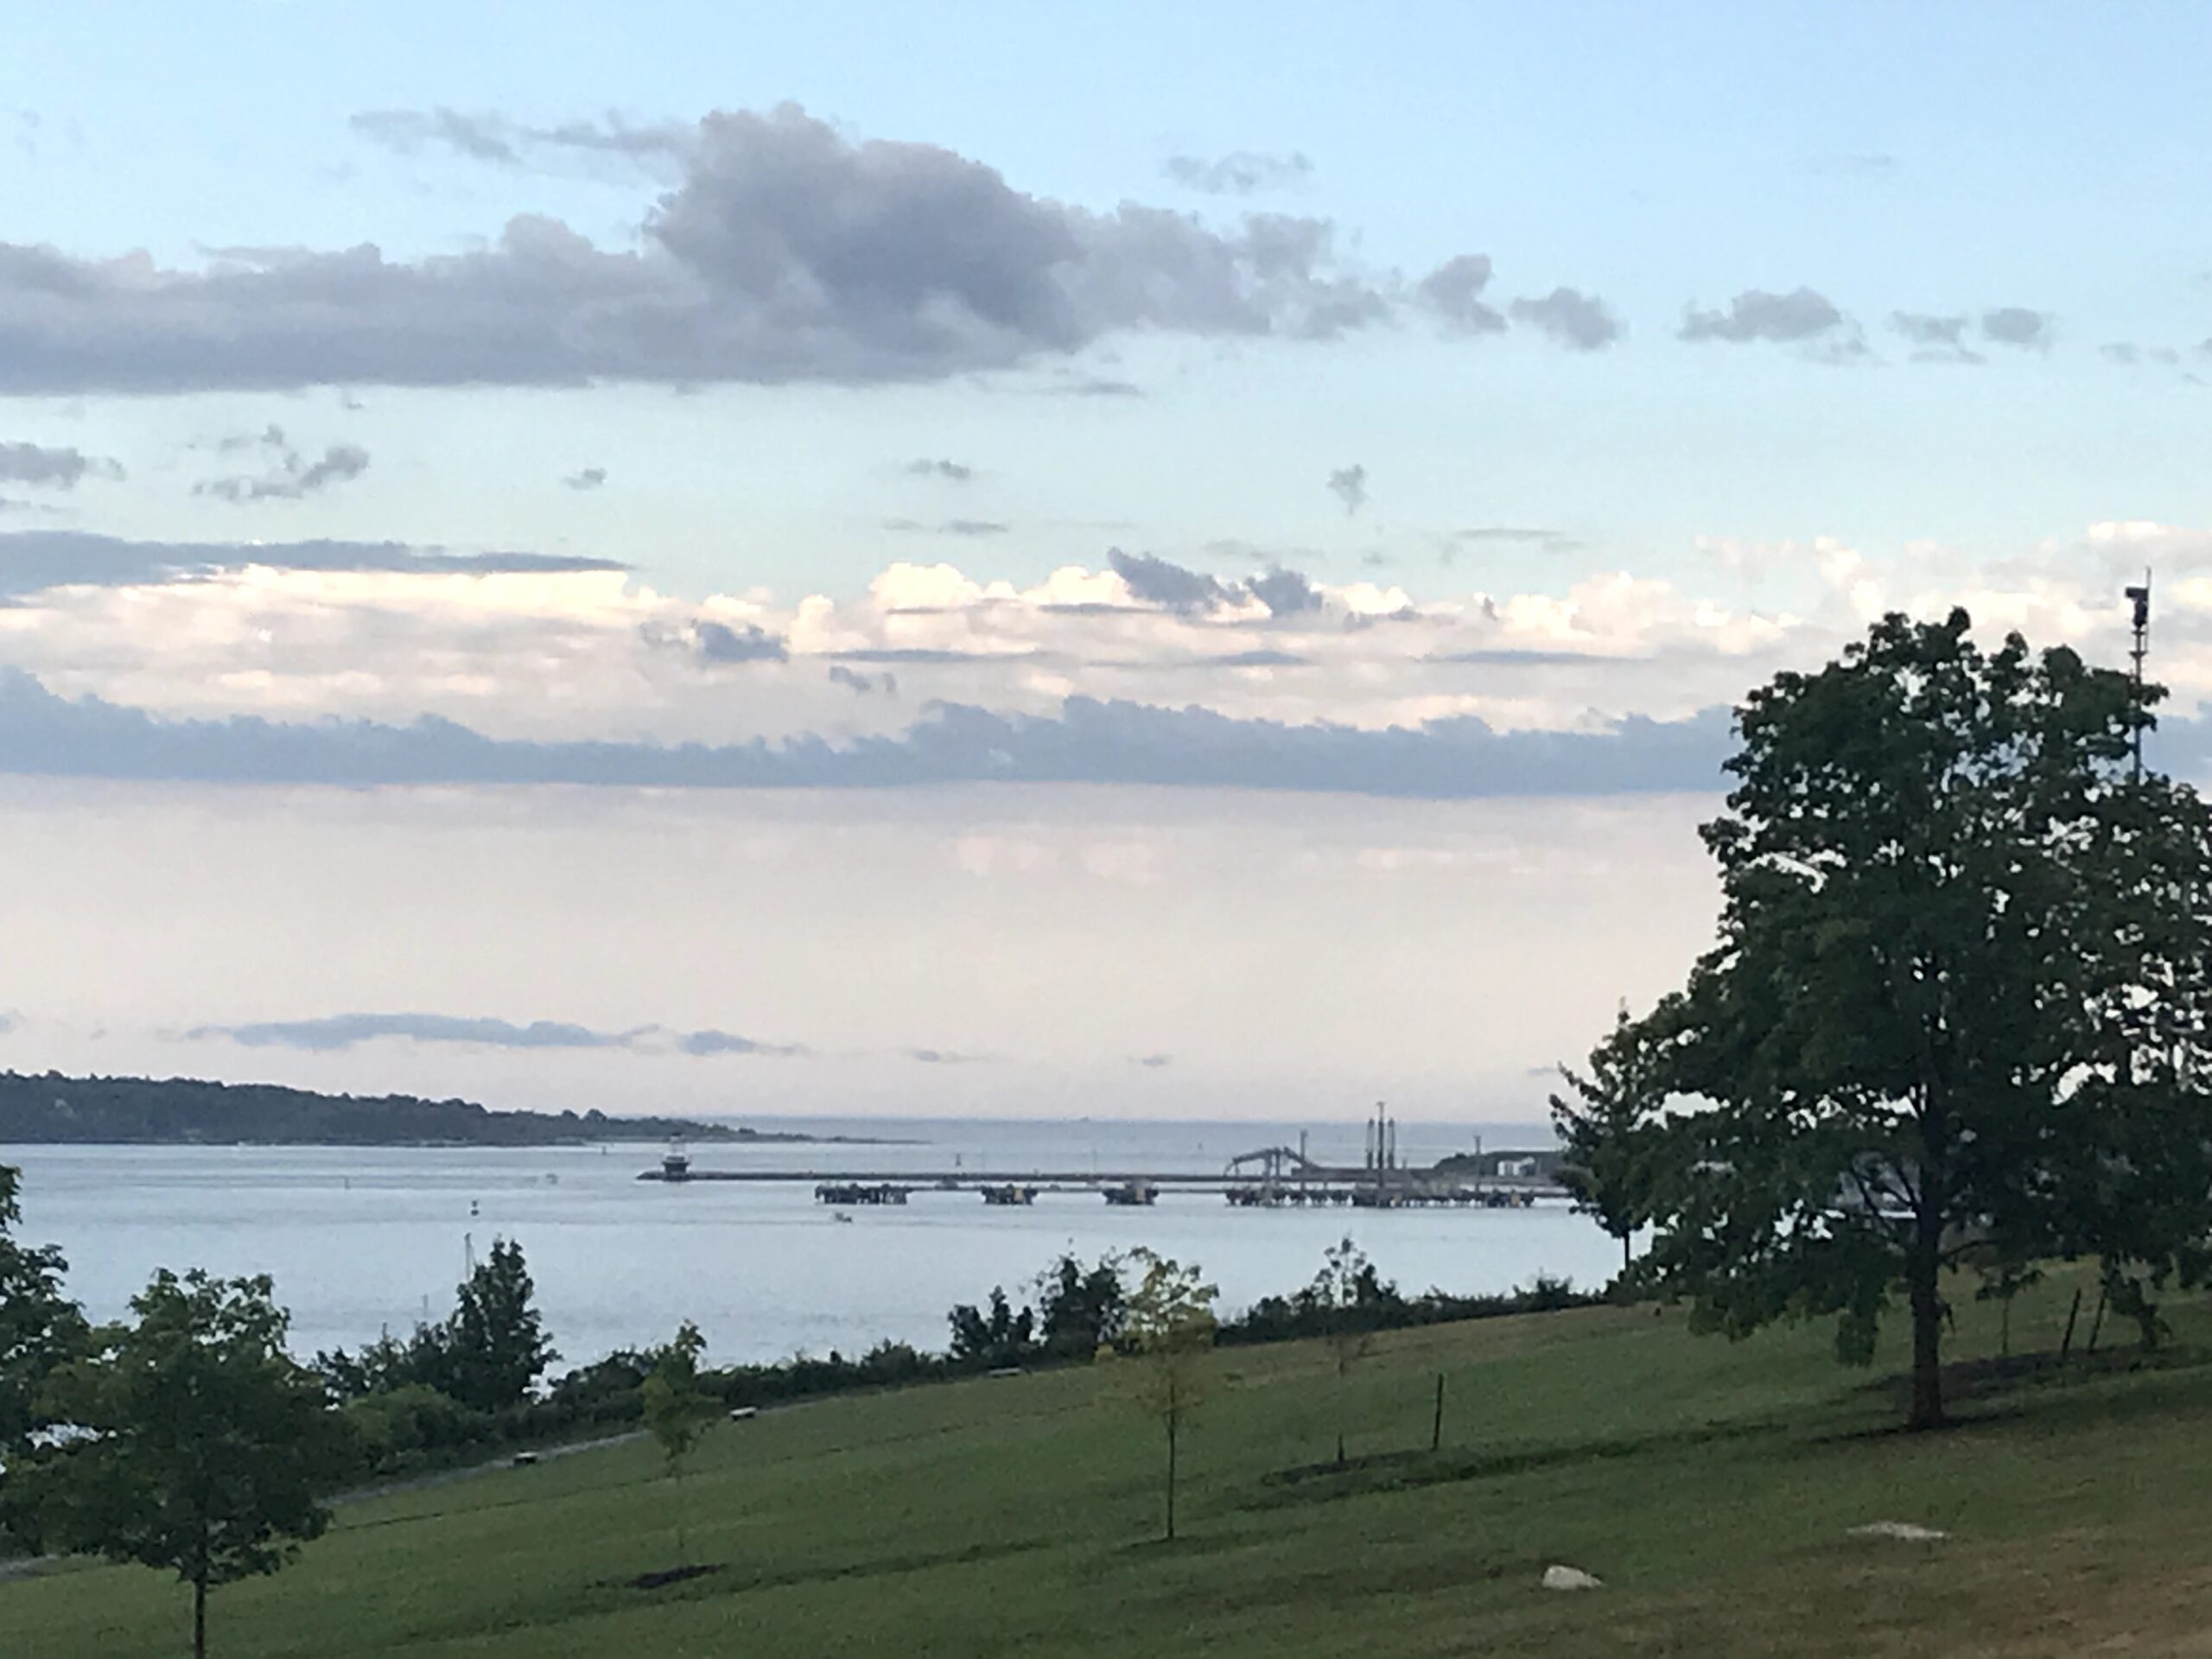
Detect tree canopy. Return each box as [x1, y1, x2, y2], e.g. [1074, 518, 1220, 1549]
[320, 1238, 556, 1414]
[1034, 1251, 1128, 1358]
[1551, 1007, 1665, 1275]
[1611, 609, 2212, 1429]
[11, 1270, 356, 1659]
[0, 1164, 86, 1483]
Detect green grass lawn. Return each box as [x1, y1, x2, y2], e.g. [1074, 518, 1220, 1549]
[9, 1265, 2212, 1656]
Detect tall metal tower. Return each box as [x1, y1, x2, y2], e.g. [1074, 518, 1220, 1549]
[2126, 571, 2152, 784]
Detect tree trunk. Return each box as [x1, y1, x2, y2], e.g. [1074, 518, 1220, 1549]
[675, 1466, 689, 1569]
[1622, 1230, 1631, 1276]
[1164, 1412, 1178, 1543]
[194, 1578, 207, 1659]
[1907, 1242, 1946, 1432]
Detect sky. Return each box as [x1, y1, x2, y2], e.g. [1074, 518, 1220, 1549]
[1, 3, 2209, 1120]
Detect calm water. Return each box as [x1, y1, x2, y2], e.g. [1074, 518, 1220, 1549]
[3, 1118, 1614, 1369]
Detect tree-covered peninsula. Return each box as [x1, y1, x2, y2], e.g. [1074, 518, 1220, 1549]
[0, 1071, 777, 1147]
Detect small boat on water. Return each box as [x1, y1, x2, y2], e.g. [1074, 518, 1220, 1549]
[831, 1211, 855, 1224]
[662, 1141, 691, 1182]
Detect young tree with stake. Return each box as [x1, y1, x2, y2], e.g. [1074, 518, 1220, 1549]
[640, 1319, 718, 1570]
[1115, 1249, 1217, 1543]
[1306, 1236, 1379, 1467]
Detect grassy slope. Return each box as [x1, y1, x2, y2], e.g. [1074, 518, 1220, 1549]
[8, 1265, 2212, 1657]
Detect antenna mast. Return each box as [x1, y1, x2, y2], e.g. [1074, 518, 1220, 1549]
[2126, 570, 2152, 784]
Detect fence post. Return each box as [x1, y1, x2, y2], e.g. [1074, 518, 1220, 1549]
[1431, 1372, 1445, 1452]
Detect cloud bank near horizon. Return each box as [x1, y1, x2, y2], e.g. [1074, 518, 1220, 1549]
[0, 666, 1736, 798]
[186, 1011, 805, 1057]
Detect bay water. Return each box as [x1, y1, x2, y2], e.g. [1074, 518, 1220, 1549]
[4, 1117, 1616, 1370]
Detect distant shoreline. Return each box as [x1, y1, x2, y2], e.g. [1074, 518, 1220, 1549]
[0, 1129, 917, 1149]
[0, 1071, 915, 1151]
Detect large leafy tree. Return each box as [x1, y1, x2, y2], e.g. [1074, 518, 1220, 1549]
[1033, 1251, 1128, 1358]
[0, 1165, 86, 1482]
[315, 1237, 556, 1414]
[12, 1270, 357, 1659]
[1625, 609, 2212, 1430]
[945, 1287, 1036, 1368]
[439, 1238, 557, 1412]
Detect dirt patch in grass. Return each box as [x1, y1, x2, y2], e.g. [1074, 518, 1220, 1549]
[628, 1564, 723, 1592]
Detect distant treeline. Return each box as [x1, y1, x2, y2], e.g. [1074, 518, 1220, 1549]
[0, 1071, 745, 1146]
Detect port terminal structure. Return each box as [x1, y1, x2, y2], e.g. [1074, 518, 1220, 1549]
[644, 1108, 1567, 1209]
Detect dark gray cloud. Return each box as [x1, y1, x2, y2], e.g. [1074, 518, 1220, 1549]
[1327, 464, 1369, 516]
[0, 529, 625, 599]
[5, 105, 1405, 395]
[1416, 255, 1505, 334]
[1981, 306, 2050, 349]
[1509, 288, 1620, 351]
[0, 667, 1735, 798]
[692, 620, 789, 664]
[827, 664, 897, 696]
[906, 1047, 992, 1065]
[1247, 567, 1320, 615]
[905, 458, 974, 483]
[196, 439, 370, 503]
[1680, 288, 1848, 344]
[188, 1010, 801, 1056]
[882, 518, 1010, 537]
[1161, 150, 1314, 196]
[1107, 551, 1325, 618]
[0, 442, 122, 488]
[1131, 1052, 1173, 1069]
[563, 467, 607, 490]
[1109, 548, 1234, 613]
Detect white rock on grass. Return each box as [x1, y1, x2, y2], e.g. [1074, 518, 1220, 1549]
[1848, 1521, 1948, 1541]
[1541, 1565, 1605, 1591]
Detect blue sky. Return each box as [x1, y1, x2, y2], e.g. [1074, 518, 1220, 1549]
[0, 4, 2206, 1115]
[8, 2, 2212, 596]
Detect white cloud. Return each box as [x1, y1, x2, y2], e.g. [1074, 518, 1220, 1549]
[0, 525, 2196, 787]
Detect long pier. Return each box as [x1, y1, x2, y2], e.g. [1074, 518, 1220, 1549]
[637, 1164, 1567, 1207]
